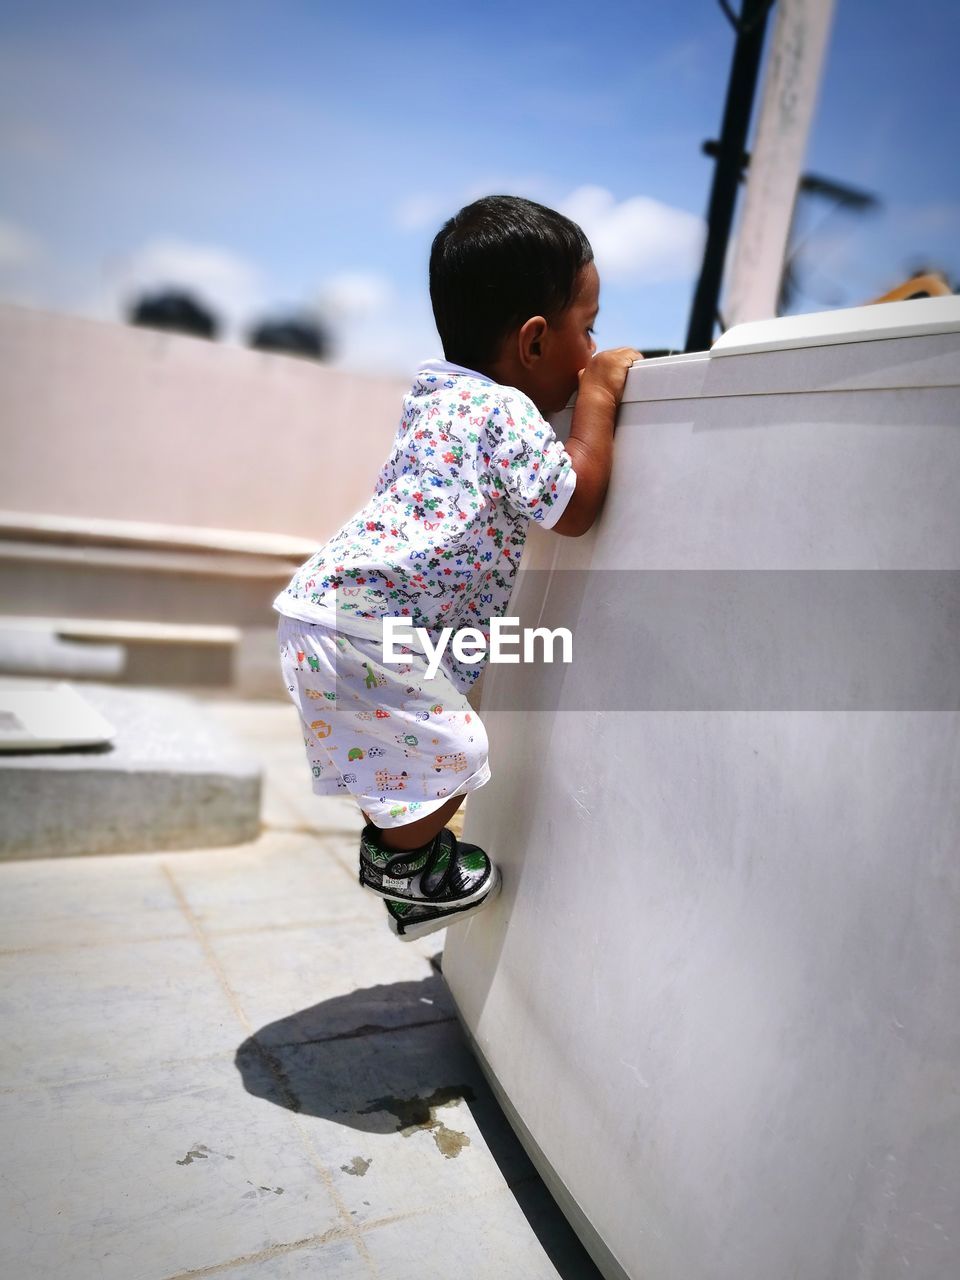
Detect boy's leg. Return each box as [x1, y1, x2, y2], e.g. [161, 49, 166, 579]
[360, 795, 463, 847]
[345, 634, 493, 936]
[376, 794, 465, 850]
[358, 790, 497, 933]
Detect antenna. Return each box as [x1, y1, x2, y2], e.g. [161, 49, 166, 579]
[684, 0, 775, 352]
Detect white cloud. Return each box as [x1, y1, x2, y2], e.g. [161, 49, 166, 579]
[331, 316, 440, 376]
[460, 174, 553, 205]
[392, 175, 552, 232]
[393, 194, 452, 233]
[311, 271, 436, 374]
[0, 217, 44, 270]
[560, 186, 705, 284]
[314, 271, 394, 323]
[101, 237, 268, 338]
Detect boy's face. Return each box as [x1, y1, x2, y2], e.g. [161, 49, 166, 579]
[532, 261, 600, 415]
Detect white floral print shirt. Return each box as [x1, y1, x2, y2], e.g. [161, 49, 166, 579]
[273, 359, 578, 690]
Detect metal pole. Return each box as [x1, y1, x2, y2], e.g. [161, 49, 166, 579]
[684, 0, 774, 352]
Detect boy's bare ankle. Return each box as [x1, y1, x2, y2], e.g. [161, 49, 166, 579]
[375, 794, 466, 852]
[380, 821, 443, 853]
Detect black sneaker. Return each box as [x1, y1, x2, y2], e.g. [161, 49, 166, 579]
[359, 823, 498, 910]
[383, 877, 501, 941]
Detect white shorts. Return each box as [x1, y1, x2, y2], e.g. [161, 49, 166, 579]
[277, 615, 491, 828]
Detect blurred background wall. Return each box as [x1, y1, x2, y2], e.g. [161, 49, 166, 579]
[0, 303, 408, 695]
[0, 303, 407, 541]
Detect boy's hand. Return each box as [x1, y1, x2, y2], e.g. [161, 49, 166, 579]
[558, 349, 642, 536]
[578, 347, 643, 409]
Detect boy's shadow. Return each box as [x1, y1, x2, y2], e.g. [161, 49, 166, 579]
[234, 958, 602, 1280]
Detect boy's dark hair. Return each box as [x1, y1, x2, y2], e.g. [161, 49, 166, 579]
[429, 195, 594, 371]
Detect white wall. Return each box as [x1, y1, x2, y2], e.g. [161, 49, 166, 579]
[445, 301, 960, 1280]
[0, 304, 410, 542]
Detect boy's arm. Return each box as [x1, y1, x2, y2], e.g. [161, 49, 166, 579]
[552, 348, 642, 537]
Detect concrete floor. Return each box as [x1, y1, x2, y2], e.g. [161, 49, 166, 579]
[0, 697, 602, 1280]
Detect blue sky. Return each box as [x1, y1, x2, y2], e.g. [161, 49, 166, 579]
[0, 0, 957, 371]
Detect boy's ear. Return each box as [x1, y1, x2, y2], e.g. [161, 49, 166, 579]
[518, 315, 548, 367]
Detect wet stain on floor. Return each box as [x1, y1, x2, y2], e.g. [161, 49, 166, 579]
[358, 1085, 476, 1159]
[176, 1143, 236, 1166]
[433, 1124, 470, 1159]
[242, 1182, 285, 1198]
[341, 1156, 373, 1177]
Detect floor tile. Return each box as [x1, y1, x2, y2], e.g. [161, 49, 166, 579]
[164, 831, 377, 933]
[0, 852, 189, 951]
[0, 933, 242, 1089]
[0, 1055, 344, 1280]
[218, 1234, 373, 1278]
[360, 1187, 570, 1280]
[218, 929, 456, 1048]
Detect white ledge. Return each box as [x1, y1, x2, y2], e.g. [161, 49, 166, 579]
[0, 510, 317, 559]
[711, 294, 960, 357]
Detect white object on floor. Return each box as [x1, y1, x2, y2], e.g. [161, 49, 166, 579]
[0, 681, 116, 750]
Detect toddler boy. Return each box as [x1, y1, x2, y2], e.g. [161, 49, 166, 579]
[275, 194, 640, 940]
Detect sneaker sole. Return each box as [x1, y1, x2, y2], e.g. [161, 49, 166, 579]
[387, 868, 501, 941]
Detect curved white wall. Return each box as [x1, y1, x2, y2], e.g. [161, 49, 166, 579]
[444, 298, 960, 1280]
